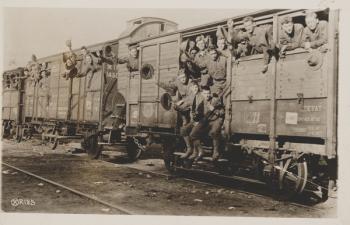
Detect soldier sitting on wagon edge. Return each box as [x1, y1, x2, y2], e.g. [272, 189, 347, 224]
[279, 16, 304, 54]
[189, 86, 225, 162]
[301, 12, 328, 51]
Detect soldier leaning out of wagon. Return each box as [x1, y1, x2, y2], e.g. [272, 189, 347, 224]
[115, 46, 139, 73]
[279, 16, 304, 54]
[237, 16, 278, 73]
[62, 40, 78, 80]
[179, 40, 201, 81]
[189, 86, 225, 162]
[301, 12, 328, 52]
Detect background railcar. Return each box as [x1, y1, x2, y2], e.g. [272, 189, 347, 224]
[2, 68, 25, 139]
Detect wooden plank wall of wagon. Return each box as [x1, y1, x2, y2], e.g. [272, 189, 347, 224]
[116, 38, 130, 101]
[230, 56, 271, 135]
[35, 75, 51, 119]
[137, 33, 180, 128]
[2, 90, 18, 121]
[157, 40, 178, 128]
[82, 69, 102, 122]
[47, 60, 60, 119]
[275, 51, 328, 138]
[56, 60, 70, 120]
[24, 80, 35, 118]
[140, 44, 158, 101]
[276, 51, 328, 99]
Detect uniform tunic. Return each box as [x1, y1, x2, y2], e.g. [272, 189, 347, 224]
[279, 23, 304, 50]
[301, 20, 328, 49]
[194, 50, 209, 74]
[205, 56, 227, 95]
[190, 95, 225, 139]
[240, 24, 275, 65]
[117, 56, 139, 72]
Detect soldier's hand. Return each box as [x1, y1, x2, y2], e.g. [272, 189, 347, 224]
[208, 105, 215, 111]
[176, 100, 184, 106]
[227, 19, 234, 28]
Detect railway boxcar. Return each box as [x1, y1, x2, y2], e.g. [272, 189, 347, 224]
[121, 9, 338, 200]
[2, 68, 25, 139]
[10, 17, 178, 159]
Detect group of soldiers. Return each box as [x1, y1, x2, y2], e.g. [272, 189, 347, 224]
[159, 12, 328, 162]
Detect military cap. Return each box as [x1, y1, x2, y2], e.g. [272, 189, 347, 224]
[195, 35, 205, 44]
[242, 16, 254, 23]
[281, 16, 293, 25]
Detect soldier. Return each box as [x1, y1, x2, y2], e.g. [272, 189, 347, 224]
[62, 40, 78, 80]
[189, 86, 225, 161]
[301, 12, 328, 50]
[216, 38, 231, 58]
[179, 50, 201, 80]
[204, 46, 227, 96]
[79, 46, 100, 88]
[279, 16, 304, 54]
[227, 19, 250, 58]
[179, 82, 201, 159]
[27, 54, 42, 85]
[194, 35, 209, 76]
[241, 16, 276, 73]
[116, 46, 139, 72]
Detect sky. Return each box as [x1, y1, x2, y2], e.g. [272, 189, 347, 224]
[3, 8, 254, 70]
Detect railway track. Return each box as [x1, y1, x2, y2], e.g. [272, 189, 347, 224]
[97, 152, 328, 212]
[2, 162, 134, 215]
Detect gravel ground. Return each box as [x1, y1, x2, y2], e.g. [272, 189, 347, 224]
[1, 139, 337, 217]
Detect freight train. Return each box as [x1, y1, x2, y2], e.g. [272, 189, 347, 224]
[2, 9, 338, 200]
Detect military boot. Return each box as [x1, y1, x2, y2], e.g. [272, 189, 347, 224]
[212, 138, 220, 161]
[180, 136, 193, 159]
[194, 142, 204, 162]
[188, 140, 200, 160]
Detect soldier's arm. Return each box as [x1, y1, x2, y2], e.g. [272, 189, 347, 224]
[116, 56, 129, 64]
[310, 21, 328, 48]
[158, 79, 178, 96]
[265, 24, 275, 49]
[289, 24, 304, 50]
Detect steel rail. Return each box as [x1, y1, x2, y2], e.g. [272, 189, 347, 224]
[2, 162, 135, 215]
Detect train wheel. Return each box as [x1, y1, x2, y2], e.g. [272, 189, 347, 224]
[82, 133, 102, 159]
[276, 159, 308, 199]
[126, 137, 143, 162]
[42, 130, 58, 150]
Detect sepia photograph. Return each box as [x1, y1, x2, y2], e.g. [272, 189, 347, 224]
[1, 0, 349, 224]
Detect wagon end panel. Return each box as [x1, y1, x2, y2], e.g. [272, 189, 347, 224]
[127, 33, 180, 130]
